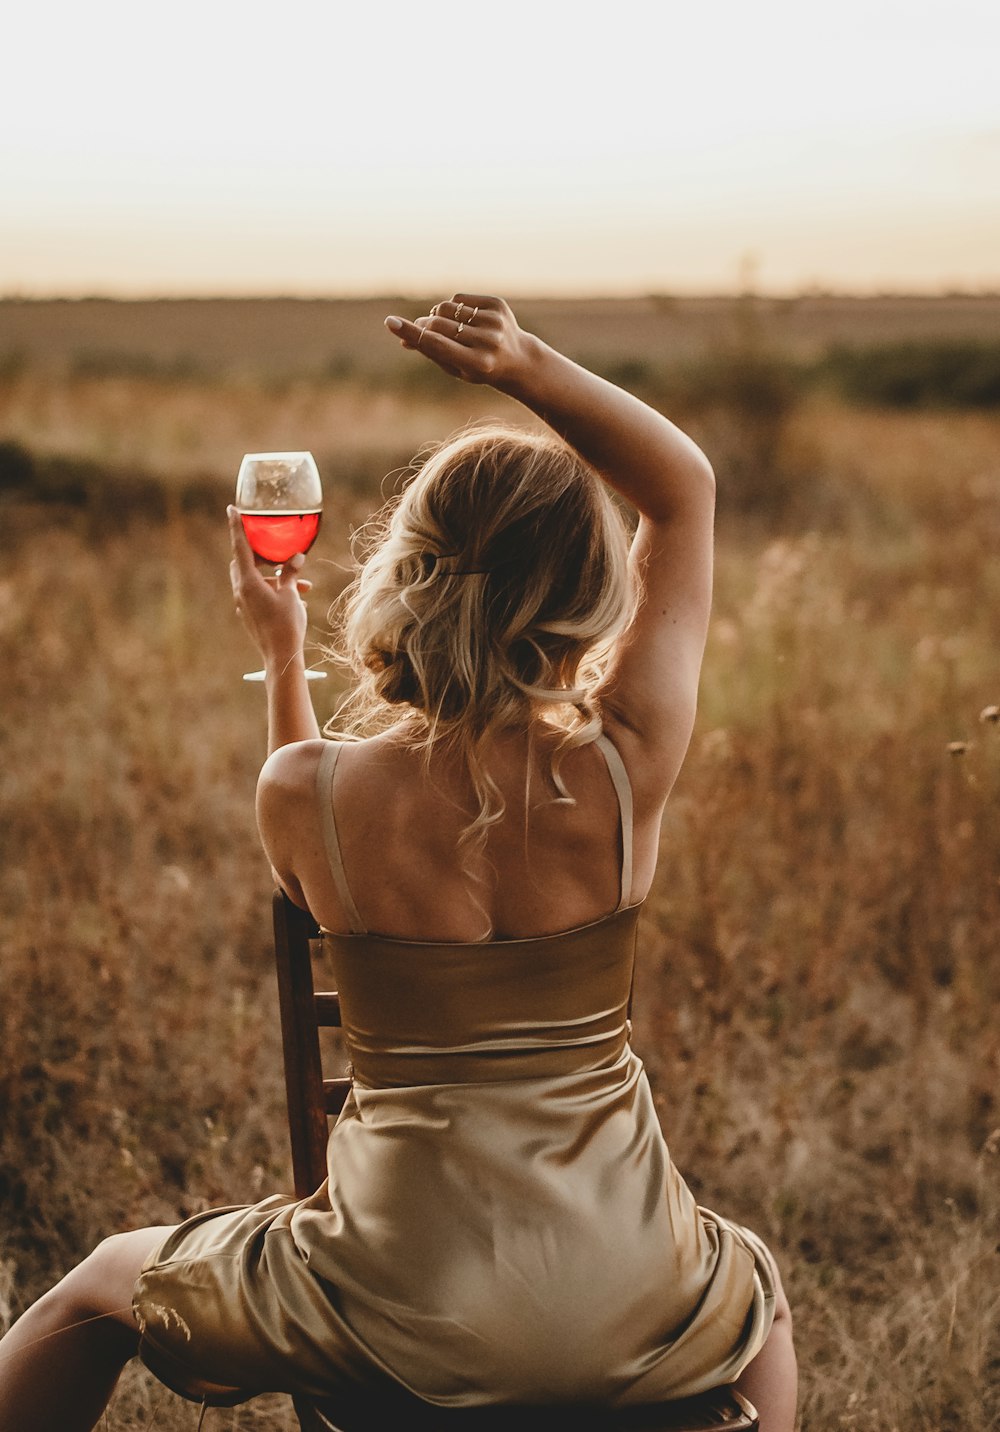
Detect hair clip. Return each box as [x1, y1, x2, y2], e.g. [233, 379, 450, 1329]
[427, 551, 493, 576]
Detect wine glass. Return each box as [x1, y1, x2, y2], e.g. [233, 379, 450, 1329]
[235, 451, 327, 683]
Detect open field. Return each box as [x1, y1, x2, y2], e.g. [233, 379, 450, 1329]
[4, 294, 1000, 380]
[1, 306, 999, 1429]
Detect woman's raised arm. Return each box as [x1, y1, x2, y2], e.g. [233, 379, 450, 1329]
[385, 296, 715, 798]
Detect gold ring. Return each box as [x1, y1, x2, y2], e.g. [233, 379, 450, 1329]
[469, 307, 479, 323]
[454, 303, 466, 322]
[456, 322, 465, 336]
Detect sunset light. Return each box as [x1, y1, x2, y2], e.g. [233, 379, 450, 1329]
[5, 0, 999, 295]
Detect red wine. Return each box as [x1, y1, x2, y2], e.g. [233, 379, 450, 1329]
[240, 509, 322, 564]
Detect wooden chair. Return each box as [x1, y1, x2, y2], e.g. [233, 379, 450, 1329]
[272, 890, 759, 1432]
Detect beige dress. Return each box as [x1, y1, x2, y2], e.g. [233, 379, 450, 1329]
[133, 734, 777, 1410]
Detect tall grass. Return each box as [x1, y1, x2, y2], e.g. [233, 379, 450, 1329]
[1, 390, 998, 1429]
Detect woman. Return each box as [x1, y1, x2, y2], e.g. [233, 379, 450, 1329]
[0, 296, 796, 1431]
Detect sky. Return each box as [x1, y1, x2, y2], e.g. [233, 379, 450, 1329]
[4, 0, 999, 297]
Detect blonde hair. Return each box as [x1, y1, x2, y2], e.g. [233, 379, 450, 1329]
[325, 424, 638, 854]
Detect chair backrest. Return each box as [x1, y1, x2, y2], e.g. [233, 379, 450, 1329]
[270, 890, 759, 1432]
[272, 889, 352, 1199]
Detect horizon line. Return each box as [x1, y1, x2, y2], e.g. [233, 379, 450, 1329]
[4, 286, 1000, 305]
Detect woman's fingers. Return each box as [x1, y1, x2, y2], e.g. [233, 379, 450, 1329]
[228, 504, 280, 601]
[434, 317, 495, 347]
[227, 505, 258, 580]
[432, 300, 485, 325]
[385, 315, 468, 365]
[448, 294, 503, 315]
[385, 313, 496, 370]
[276, 552, 306, 589]
[387, 310, 494, 347]
[385, 315, 434, 346]
[261, 575, 311, 593]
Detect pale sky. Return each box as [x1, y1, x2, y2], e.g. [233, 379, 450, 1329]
[4, 0, 999, 296]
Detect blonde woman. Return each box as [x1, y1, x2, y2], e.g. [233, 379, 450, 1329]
[0, 296, 796, 1431]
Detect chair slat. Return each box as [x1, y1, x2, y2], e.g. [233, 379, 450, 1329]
[323, 1077, 353, 1114]
[314, 992, 342, 1026]
[273, 891, 329, 1198]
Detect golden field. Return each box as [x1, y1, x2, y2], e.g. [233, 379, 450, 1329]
[1, 300, 998, 1430]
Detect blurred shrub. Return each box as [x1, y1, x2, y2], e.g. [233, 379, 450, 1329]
[0, 440, 35, 493]
[671, 349, 804, 521]
[323, 353, 358, 382]
[576, 294, 809, 522]
[815, 340, 1000, 409]
[0, 439, 224, 519]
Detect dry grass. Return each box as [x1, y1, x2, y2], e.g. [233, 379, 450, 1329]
[0, 369, 518, 482]
[1, 377, 998, 1430]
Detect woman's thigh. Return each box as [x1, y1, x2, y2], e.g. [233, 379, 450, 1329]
[770, 1256, 793, 1326]
[56, 1226, 179, 1330]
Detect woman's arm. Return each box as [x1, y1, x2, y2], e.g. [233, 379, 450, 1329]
[229, 505, 319, 905]
[384, 297, 715, 795]
[228, 505, 321, 755]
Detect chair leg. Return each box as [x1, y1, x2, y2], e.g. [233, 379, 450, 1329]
[292, 1393, 328, 1431]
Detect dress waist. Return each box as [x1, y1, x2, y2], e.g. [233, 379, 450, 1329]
[346, 1012, 632, 1088]
[323, 902, 641, 1090]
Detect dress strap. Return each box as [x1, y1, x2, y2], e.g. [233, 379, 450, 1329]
[594, 732, 634, 912]
[315, 742, 366, 935]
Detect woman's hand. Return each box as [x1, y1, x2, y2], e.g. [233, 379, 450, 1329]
[228, 506, 313, 668]
[384, 294, 538, 394]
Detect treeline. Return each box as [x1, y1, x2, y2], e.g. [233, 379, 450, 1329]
[812, 340, 1000, 408]
[0, 441, 222, 515]
[0, 442, 406, 515]
[601, 340, 1000, 412]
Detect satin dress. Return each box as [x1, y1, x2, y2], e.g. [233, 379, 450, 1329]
[133, 734, 777, 1409]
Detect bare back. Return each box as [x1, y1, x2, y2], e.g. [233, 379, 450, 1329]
[258, 714, 663, 944]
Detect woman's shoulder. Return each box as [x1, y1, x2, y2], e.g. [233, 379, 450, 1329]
[258, 731, 405, 802]
[258, 737, 327, 796]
